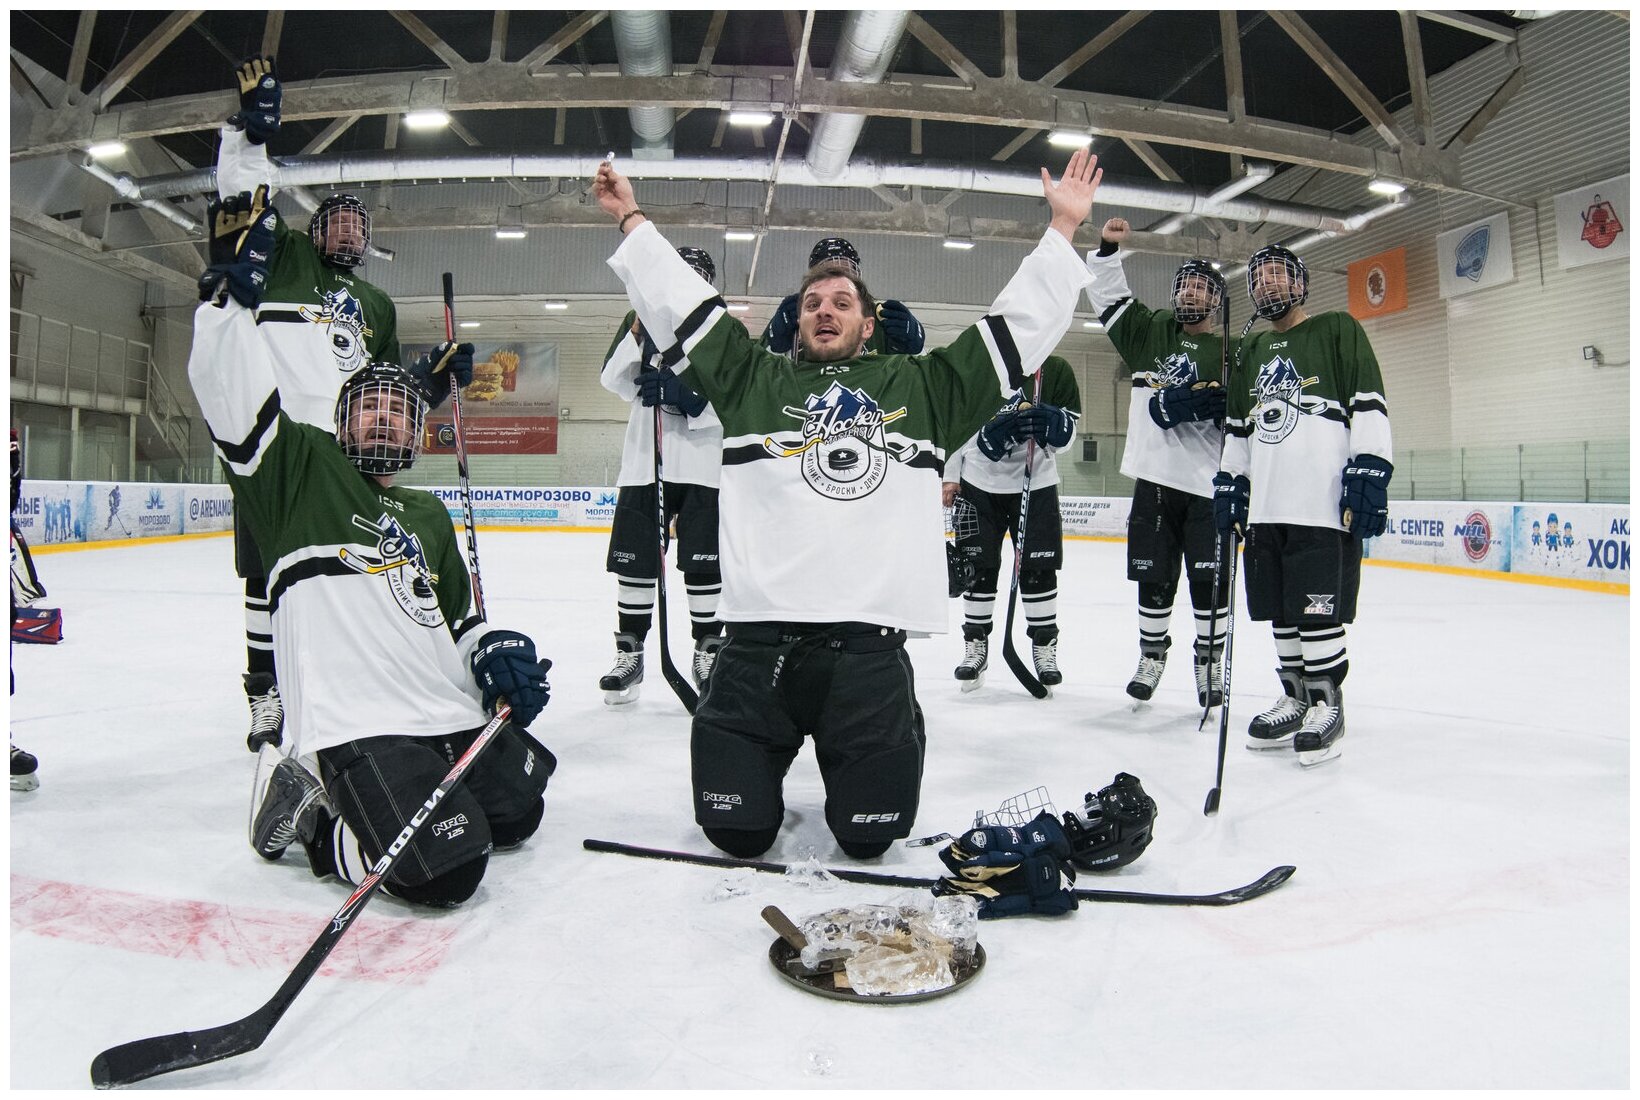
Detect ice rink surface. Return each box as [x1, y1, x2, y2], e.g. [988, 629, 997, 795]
[8, 530, 1630, 1089]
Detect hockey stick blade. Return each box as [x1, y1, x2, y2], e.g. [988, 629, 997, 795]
[582, 839, 1295, 907]
[1001, 633, 1050, 698]
[92, 1010, 274, 1089]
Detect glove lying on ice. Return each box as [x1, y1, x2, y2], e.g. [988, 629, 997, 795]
[932, 810, 1078, 918]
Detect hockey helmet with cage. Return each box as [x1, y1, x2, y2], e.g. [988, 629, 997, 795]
[808, 236, 862, 279]
[310, 193, 371, 268]
[676, 246, 716, 284]
[1059, 772, 1157, 872]
[1246, 244, 1308, 321]
[1171, 259, 1226, 326]
[335, 361, 427, 476]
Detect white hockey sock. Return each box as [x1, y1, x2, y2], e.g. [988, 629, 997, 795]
[326, 816, 371, 886]
[1138, 604, 1171, 650]
[1193, 607, 1226, 656]
[1299, 624, 1347, 683]
[1272, 625, 1304, 676]
[963, 591, 996, 636]
[1022, 581, 1057, 638]
[244, 588, 273, 669]
[616, 577, 656, 633]
[685, 577, 721, 634]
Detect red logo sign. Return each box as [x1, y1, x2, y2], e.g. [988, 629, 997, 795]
[1580, 197, 1624, 249]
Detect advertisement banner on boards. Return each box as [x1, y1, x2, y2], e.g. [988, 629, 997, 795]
[1512, 503, 1629, 584]
[1362, 501, 1511, 573]
[408, 341, 561, 455]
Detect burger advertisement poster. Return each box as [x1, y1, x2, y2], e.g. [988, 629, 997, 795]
[407, 342, 560, 455]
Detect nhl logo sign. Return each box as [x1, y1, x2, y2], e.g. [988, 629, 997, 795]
[1454, 511, 1493, 563]
[1580, 195, 1623, 249]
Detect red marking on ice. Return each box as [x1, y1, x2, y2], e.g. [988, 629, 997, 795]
[9, 874, 458, 984]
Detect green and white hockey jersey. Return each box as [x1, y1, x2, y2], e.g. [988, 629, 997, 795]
[1222, 311, 1393, 531]
[608, 221, 1091, 634]
[601, 310, 723, 488]
[946, 355, 1081, 494]
[189, 296, 489, 757]
[218, 126, 400, 430]
[1084, 249, 1224, 498]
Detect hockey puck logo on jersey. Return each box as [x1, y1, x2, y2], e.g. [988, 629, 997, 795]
[1455, 511, 1494, 562]
[1303, 593, 1336, 615]
[339, 512, 444, 627]
[762, 381, 915, 501]
[297, 286, 374, 375]
[1454, 225, 1491, 282]
[1580, 196, 1624, 249]
[1250, 355, 1323, 445]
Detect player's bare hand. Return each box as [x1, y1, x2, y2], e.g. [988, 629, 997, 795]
[1102, 217, 1130, 245]
[593, 161, 637, 221]
[942, 483, 958, 509]
[1042, 149, 1102, 242]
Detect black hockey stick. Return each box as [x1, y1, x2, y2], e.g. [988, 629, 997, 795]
[583, 838, 1295, 907]
[443, 272, 487, 618]
[1000, 371, 1049, 699]
[1202, 313, 1259, 815]
[91, 703, 519, 1089]
[652, 392, 698, 714]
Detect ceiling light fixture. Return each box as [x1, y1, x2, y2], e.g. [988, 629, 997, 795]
[494, 229, 528, 240]
[404, 110, 451, 130]
[943, 238, 975, 251]
[727, 303, 750, 313]
[87, 141, 127, 159]
[1083, 320, 1103, 330]
[724, 230, 757, 241]
[1367, 179, 1407, 196]
[459, 321, 481, 329]
[543, 301, 570, 310]
[1047, 130, 1094, 149]
[727, 111, 775, 127]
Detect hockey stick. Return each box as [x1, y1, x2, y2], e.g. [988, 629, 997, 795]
[582, 839, 1295, 907]
[1000, 371, 1049, 699]
[651, 389, 698, 714]
[93, 703, 519, 1089]
[1203, 312, 1259, 815]
[442, 272, 487, 618]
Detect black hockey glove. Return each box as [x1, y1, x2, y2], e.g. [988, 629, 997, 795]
[1213, 471, 1249, 535]
[1148, 381, 1225, 429]
[410, 342, 475, 409]
[471, 631, 552, 727]
[976, 409, 1023, 462]
[198, 186, 275, 308]
[763, 293, 800, 354]
[1014, 403, 1076, 448]
[933, 810, 1079, 919]
[636, 366, 708, 417]
[1340, 454, 1393, 539]
[228, 56, 281, 145]
[876, 299, 925, 353]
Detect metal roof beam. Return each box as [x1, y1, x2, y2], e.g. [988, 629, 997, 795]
[519, 11, 609, 72]
[1413, 11, 1517, 43]
[62, 12, 97, 108]
[85, 11, 204, 112]
[11, 64, 1465, 188]
[904, 13, 985, 86]
[1399, 11, 1434, 147]
[391, 11, 470, 71]
[1270, 11, 1405, 149]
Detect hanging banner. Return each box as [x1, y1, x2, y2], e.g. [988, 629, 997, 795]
[1436, 211, 1514, 298]
[406, 341, 561, 455]
[1347, 246, 1408, 320]
[1553, 173, 1629, 269]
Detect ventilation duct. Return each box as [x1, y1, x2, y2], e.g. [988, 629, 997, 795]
[611, 12, 675, 160]
[804, 10, 911, 180]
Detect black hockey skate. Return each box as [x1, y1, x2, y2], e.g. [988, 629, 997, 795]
[1294, 679, 1345, 767]
[1246, 669, 1306, 751]
[251, 757, 331, 861]
[1031, 632, 1062, 687]
[600, 632, 644, 706]
[244, 672, 284, 752]
[1126, 637, 1169, 703]
[11, 743, 39, 791]
[1193, 639, 1223, 708]
[692, 634, 723, 690]
[954, 633, 987, 693]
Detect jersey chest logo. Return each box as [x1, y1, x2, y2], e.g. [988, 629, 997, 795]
[339, 512, 443, 627]
[1250, 355, 1324, 444]
[762, 381, 915, 501]
[297, 287, 374, 376]
[1149, 351, 1200, 389]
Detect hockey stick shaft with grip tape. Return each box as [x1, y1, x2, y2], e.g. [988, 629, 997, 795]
[1000, 370, 1049, 698]
[652, 390, 699, 714]
[92, 701, 522, 1088]
[443, 271, 487, 618]
[582, 838, 1295, 906]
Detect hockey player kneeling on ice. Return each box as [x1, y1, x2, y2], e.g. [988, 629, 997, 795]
[942, 355, 1080, 691]
[1219, 245, 1393, 768]
[192, 190, 555, 908]
[592, 152, 1102, 861]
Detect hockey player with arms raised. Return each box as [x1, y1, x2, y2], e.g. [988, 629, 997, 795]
[213, 57, 474, 755]
[592, 152, 1100, 861]
[1216, 244, 1393, 767]
[191, 189, 552, 906]
[1083, 218, 1230, 710]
